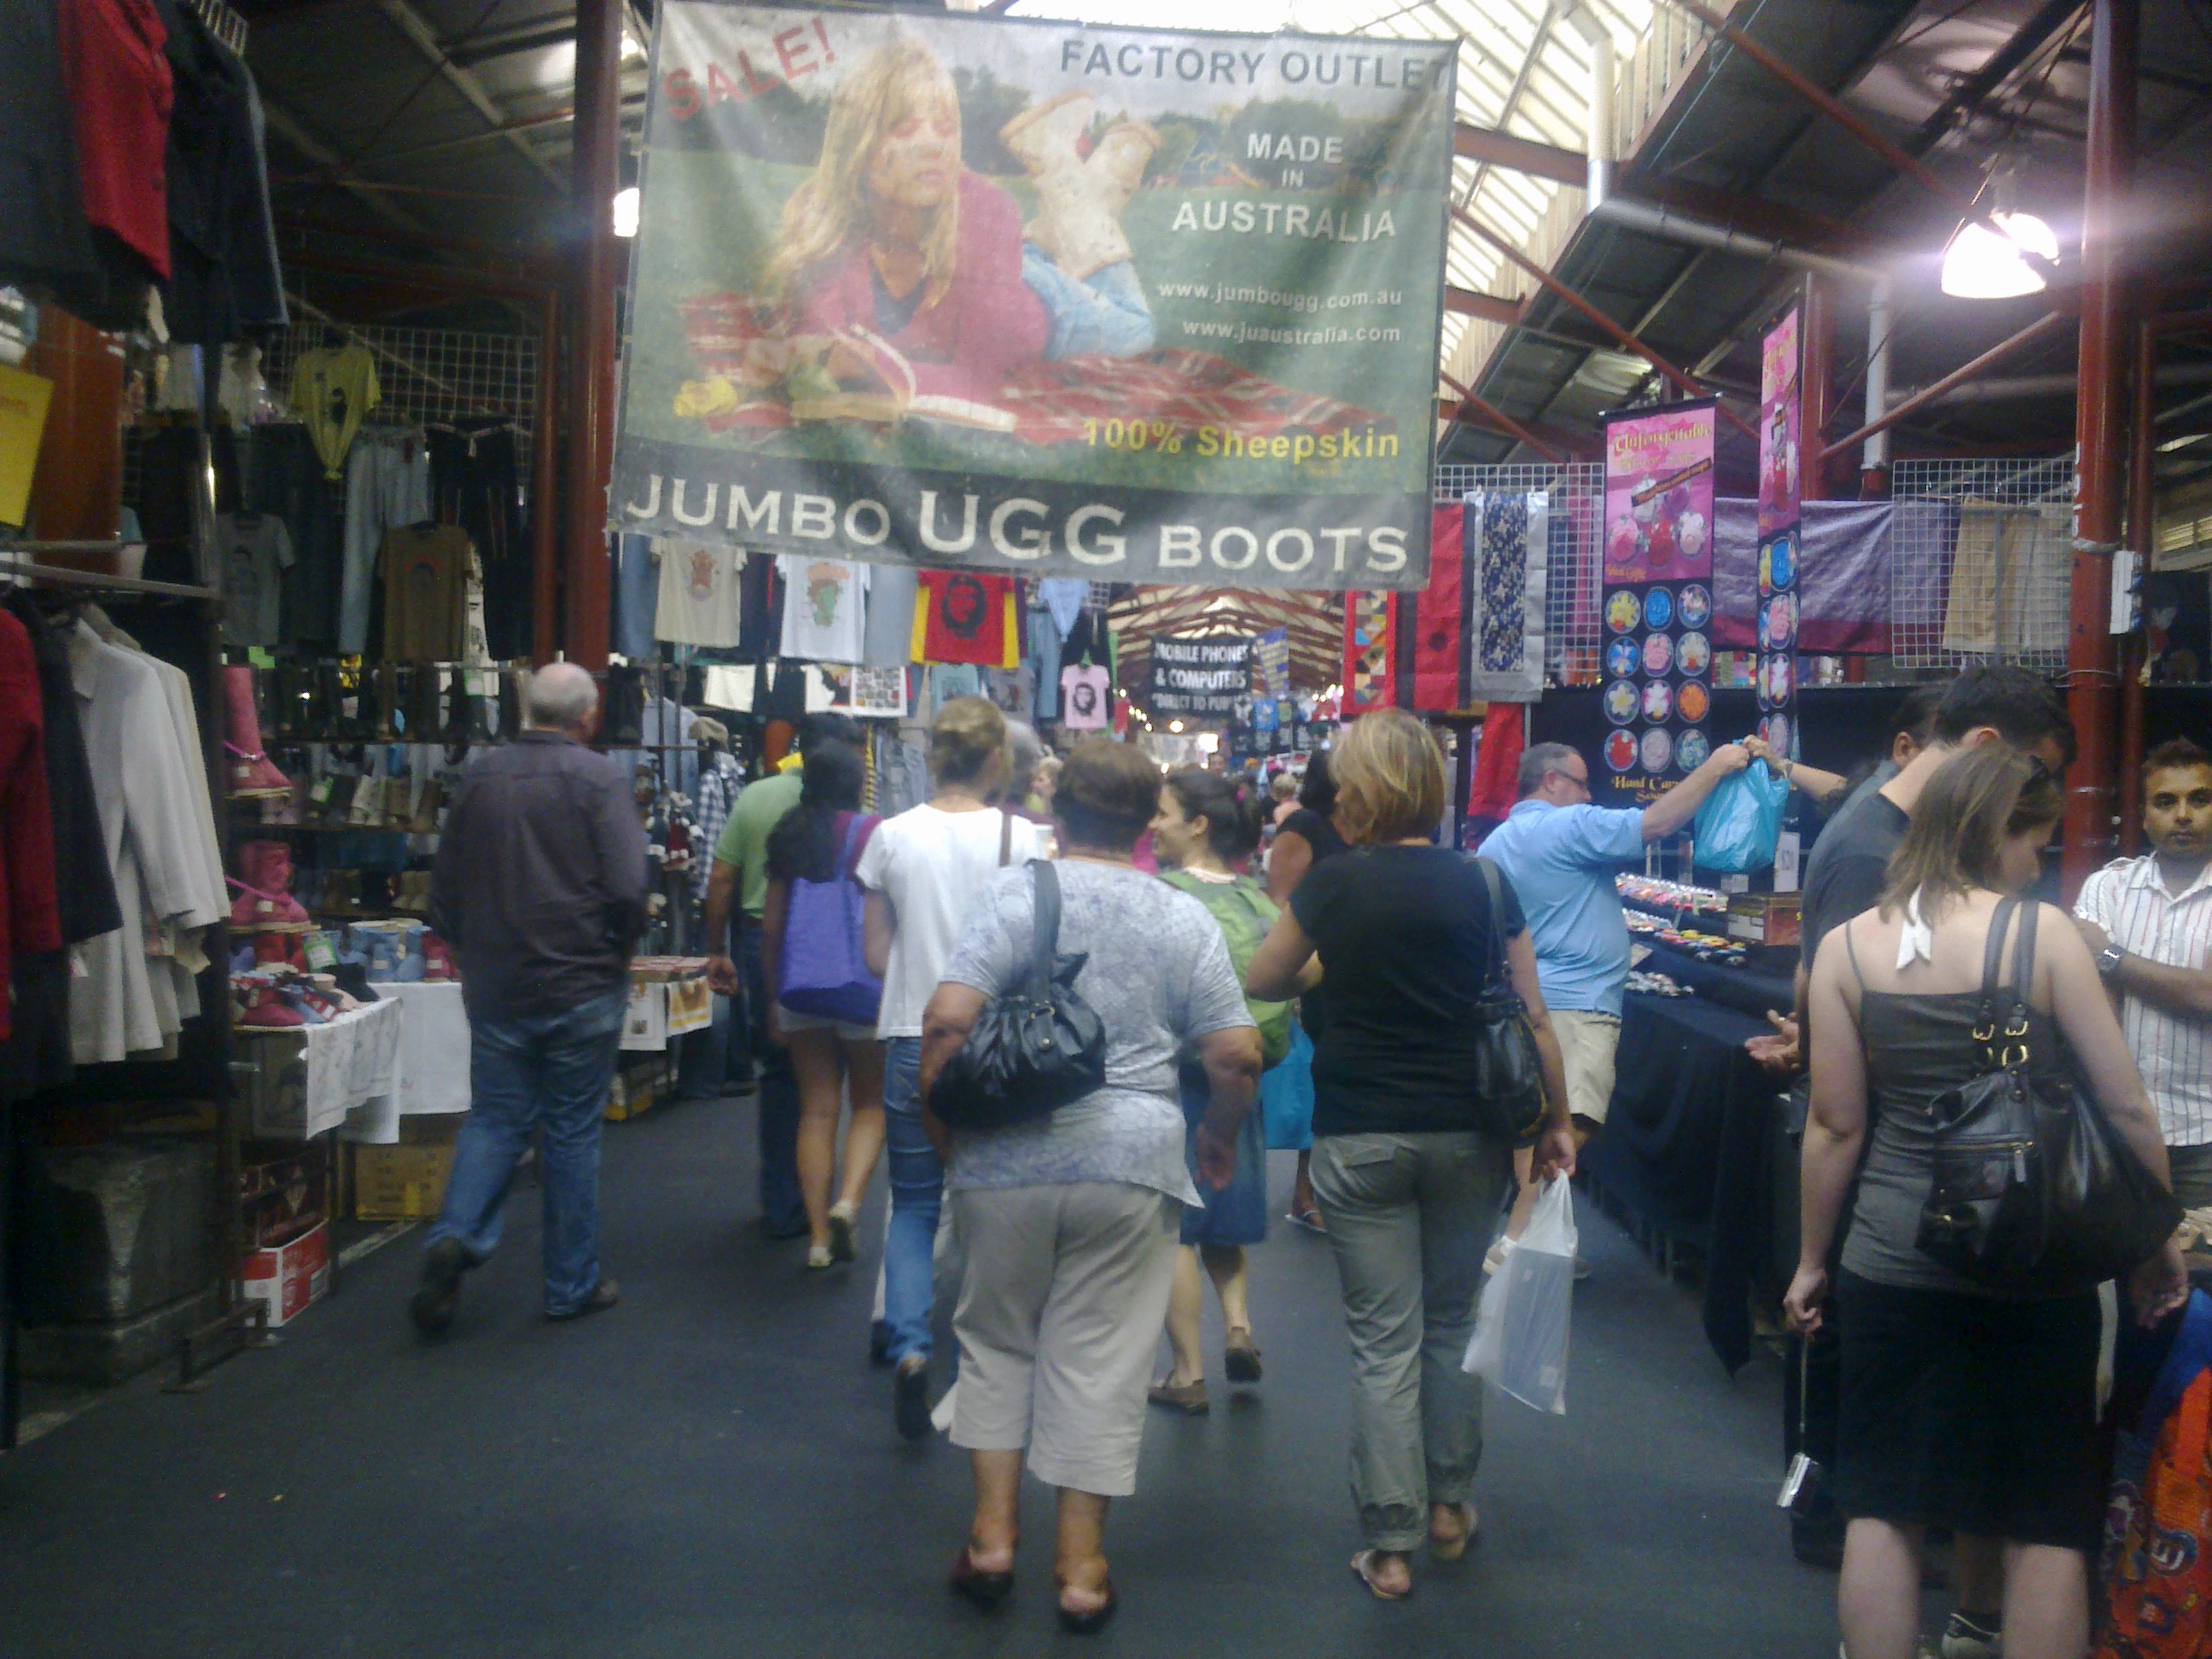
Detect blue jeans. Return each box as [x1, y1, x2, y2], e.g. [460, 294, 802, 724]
[741, 923, 805, 1235]
[882, 1036, 943, 1364]
[428, 987, 627, 1316]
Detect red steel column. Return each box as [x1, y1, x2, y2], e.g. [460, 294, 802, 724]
[1799, 273, 1837, 501]
[533, 289, 561, 665]
[2064, 0, 2136, 893]
[2119, 315, 2156, 853]
[563, 0, 622, 669]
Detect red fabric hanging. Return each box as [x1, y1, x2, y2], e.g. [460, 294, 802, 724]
[1466, 699, 1525, 823]
[57, 0, 173, 282]
[0, 610, 61, 1042]
[1410, 503, 1467, 711]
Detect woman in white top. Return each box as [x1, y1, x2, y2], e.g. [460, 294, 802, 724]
[859, 696, 1042, 1441]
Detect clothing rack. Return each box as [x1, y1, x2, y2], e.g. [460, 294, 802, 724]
[0, 541, 258, 1452]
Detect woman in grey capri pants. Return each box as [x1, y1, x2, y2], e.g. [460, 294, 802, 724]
[918, 738, 1262, 1634]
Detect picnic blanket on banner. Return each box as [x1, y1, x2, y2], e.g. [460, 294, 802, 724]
[677, 308, 1389, 452]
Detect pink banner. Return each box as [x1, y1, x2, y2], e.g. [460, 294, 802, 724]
[1758, 306, 1801, 541]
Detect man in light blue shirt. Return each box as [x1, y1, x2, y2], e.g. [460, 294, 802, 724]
[1482, 737, 1747, 1259]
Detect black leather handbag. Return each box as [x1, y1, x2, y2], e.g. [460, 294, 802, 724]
[1468, 857, 1550, 1145]
[929, 860, 1108, 1133]
[1915, 897, 2180, 1294]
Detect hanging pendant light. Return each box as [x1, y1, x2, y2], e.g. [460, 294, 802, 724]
[1940, 166, 2058, 299]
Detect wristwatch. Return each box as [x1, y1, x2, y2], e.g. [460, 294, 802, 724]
[2097, 945, 2127, 981]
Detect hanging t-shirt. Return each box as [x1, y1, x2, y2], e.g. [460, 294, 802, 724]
[777, 554, 868, 663]
[289, 342, 380, 478]
[985, 663, 1036, 719]
[655, 538, 745, 648]
[215, 512, 292, 647]
[863, 562, 919, 667]
[378, 523, 471, 661]
[1061, 662, 1109, 730]
[912, 569, 1018, 667]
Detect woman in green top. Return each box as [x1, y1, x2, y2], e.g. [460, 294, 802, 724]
[1146, 769, 1301, 1416]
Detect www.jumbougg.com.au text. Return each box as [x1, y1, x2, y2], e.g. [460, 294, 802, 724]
[1154, 281, 1406, 315]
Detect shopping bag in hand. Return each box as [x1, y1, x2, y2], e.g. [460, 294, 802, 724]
[1691, 760, 1790, 873]
[1464, 1176, 1575, 1415]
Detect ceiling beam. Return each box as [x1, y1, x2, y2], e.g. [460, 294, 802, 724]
[373, 0, 566, 191]
[1452, 122, 1586, 188]
[1906, 0, 2085, 158]
[258, 96, 427, 232]
[1626, 178, 1879, 260]
[1446, 286, 1526, 324]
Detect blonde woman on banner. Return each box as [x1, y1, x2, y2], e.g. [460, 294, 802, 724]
[764, 38, 1152, 407]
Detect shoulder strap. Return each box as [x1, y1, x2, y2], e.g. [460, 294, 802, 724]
[1978, 896, 2021, 1033]
[2011, 898, 2040, 1020]
[1842, 918, 1867, 994]
[836, 812, 869, 876]
[1028, 859, 1062, 997]
[1474, 857, 1510, 982]
[998, 807, 1013, 868]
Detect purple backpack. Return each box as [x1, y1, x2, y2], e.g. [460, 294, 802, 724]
[777, 814, 883, 1025]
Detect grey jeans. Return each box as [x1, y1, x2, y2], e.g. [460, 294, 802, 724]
[1312, 1131, 1513, 1553]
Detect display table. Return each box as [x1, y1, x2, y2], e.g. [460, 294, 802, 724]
[242, 998, 403, 1141]
[1577, 988, 1782, 1374]
[380, 981, 472, 1117]
[1633, 937, 1796, 1020]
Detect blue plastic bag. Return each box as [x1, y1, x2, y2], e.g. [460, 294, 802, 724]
[1692, 760, 1791, 873]
[1261, 1025, 1316, 1151]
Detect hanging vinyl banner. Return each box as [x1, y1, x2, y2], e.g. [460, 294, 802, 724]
[1600, 399, 1715, 802]
[1756, 302, 1804, 762]
[613, 6, 1457, 590]
[1150, 634, 1251, 717]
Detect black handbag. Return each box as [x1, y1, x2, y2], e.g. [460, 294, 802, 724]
[1468, 857, 1550, 1144]
[1915, 896, 2180, 1294]
[929, 859, 1109, 1133]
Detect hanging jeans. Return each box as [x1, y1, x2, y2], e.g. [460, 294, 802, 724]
[427, 987, 626, 1316]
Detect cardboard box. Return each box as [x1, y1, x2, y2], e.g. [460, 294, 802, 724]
[605, 1058, 668, 1122]
[352, 1141, 456, 1221]
[238, 1148, 326, 1249]
[1726, 893, 1802, 947]
[665, 975, 712, 1037]
[239, 1221, 329, 1330]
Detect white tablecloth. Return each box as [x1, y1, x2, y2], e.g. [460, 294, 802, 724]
[381, 981, 472, 1117]
[246, 998, 402, 1141]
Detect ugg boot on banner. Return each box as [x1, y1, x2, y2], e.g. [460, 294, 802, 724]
[224, 666, 292, 799]
[1001, 91, 1159, 280]
[229, 841, 311, 928]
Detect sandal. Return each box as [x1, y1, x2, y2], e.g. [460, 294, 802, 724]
[1350, 1551, 1412, 1601]
[1429, 1502, 1479, 1562]
[1286, 1208, 1326, 1235]
[948, 1547, 1013, 1610]
[1224, 1329, 1263, 1384]
[1057, 1577, 1118, 1634]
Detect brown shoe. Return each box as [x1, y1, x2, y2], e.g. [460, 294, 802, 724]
[1224, 1328, 1263, 1384]
[1146, 1379, 1208, 1415]
[547, 1278, 620, 1321]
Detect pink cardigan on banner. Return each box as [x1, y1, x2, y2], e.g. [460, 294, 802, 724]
[792, 171, 1049, 406]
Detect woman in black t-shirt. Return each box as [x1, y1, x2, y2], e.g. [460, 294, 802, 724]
[1249, 710, 1575, 1603]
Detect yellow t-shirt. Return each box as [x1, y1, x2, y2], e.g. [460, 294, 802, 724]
[289, 343, 381, 478]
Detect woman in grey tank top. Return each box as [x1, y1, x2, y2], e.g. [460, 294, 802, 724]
[1782, 746, 2184, 1659]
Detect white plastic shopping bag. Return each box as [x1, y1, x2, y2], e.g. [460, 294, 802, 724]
[1464, 1176, 1576, 1414]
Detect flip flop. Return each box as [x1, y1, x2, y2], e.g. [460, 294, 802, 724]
[1286, 1208, 1326, 1235]
[1350, 1551, 1412, 1601]
[1057, 1577, 1118, 1634]
[1429, 1503, 1479, 1562]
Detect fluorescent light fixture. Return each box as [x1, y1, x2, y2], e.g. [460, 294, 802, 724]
[1940, 210, 2058, 300]
[613, 186, 640, 238]
[1169, 719, 1185, 733]
[622, 32, 645, 61]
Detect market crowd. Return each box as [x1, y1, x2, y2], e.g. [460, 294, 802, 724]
[405, 658, 2212, 1653]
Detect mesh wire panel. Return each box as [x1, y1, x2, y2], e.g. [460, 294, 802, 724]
[261, 326, 539, 472]
[1436, 459, 1605, 686]
[1888, 453, 2075, 672]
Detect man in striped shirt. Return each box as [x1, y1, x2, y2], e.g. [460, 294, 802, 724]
[2075, 737, 2212, 1205]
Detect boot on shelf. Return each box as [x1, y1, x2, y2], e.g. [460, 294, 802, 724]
[224, 666, 292, 799]
[235, 978, 306, 1031]
[229, 841, 311, 928]
[422, 931, 457, 982]
[407, 777, 445, 836]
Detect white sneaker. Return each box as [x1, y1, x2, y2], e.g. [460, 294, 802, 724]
[1940, 1613, 2001, 1659]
